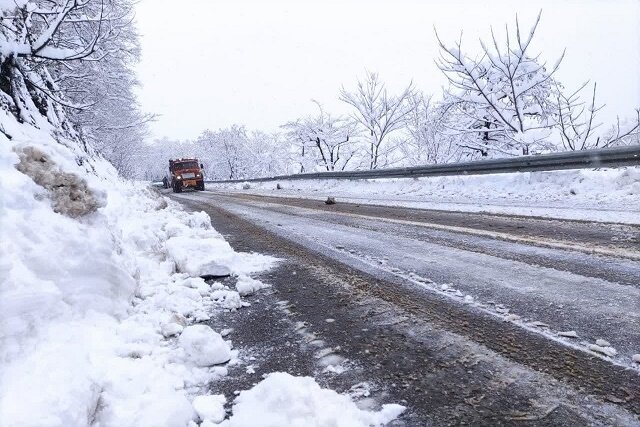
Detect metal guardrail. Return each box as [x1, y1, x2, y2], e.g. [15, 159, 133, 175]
[206, 145, 640, 184]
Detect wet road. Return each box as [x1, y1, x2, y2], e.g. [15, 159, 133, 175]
[171, 190, 640, 425]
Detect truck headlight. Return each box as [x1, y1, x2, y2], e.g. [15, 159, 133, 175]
[177, 175, 182, 180]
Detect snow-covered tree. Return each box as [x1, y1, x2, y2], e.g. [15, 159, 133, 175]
[0, 0, 150, 176]
[194, 126, 246, 180]
[160, 126, 292, 181]
[49, 0, 152, 176]
[340, 72, 414, 169]
[599, 110, 640, 147]
[241, 130, 292, 177]
[401, 92, 466, 165]
[283, 101, 358, 172]
[436, 11, 563, 157]
[554, 81, 605, 151]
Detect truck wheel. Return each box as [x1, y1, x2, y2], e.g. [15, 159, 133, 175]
[197, 182, 205, 191]
[173, 182, 182, 193]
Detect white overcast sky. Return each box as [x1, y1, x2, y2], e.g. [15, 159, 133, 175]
[134, 0, 640, 142]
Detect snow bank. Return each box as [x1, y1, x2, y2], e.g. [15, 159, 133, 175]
[220, 372, 405, 427]
[0, 110, 280, 426]
[215, 167, 640, 223]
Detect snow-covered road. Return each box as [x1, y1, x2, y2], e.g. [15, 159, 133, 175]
[171, 190, 640, 424]
[177, 191, 640, 366]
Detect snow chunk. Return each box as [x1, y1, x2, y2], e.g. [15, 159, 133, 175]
[179, 325, 231, 366]
[193, 394, 227, 424]
[595, 339, 611, 347]
[235, 275, 269, 296]
[557, 331, 578, 338]
[324, 364, 347, 374]
[211, 289, 244, 310]
[161, 322, 184, 338]
[166, 236, 234, 277]
[220, 372, 405, 427]
[632, 354, 640, 364]
[165, 235, 276, 278]
[530, 321, 549, 328]
[588, 344, 618, 358]
[199, 261, 232, 279]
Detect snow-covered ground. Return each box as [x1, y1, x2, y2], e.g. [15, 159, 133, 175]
[0, 111, 404, 426]
[211, 167, 640, 224]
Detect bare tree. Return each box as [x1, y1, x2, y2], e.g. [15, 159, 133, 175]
[436, 11, 563, 156]
[340, 71, 414, 169]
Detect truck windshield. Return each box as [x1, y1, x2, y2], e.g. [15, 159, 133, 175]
[175, 161, 199, 169]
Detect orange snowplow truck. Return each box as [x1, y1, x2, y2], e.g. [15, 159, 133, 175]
[167, 158, 205, 193]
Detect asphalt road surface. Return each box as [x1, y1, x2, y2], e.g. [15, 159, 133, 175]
[170, 189, 640, 426]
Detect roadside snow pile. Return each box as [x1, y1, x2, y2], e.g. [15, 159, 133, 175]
[220, 167, 640, 223]
[0, 115, 282, 426]
[219, 372, 405, 427]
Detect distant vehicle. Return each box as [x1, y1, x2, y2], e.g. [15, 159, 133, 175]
[167, 158, 205, 193]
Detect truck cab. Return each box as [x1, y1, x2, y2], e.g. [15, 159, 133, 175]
[168, 159, 205, 193]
